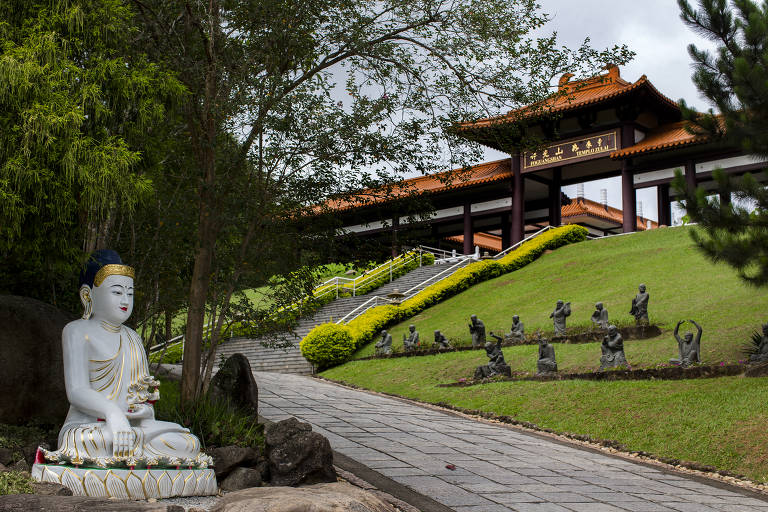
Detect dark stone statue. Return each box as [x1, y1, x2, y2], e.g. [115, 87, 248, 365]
[590, 302, 609, 329]
[536, 336, 557, 374]
[749, 323, 768, 363]
[375, 330, 392, 355]
[671, 319, 702, 367]
[600, 325, 628, 370]
[549, 300, 571, 336]
[508, 315, 525, 341]
[433, 330, 451, 349]
[630, 284, 649, 324]
[474, 333, 511, 379]
[468, 314, 486, 348]
[403, 324, 419, 352]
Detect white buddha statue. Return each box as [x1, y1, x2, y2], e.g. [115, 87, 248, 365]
[41, 250, 211, 469]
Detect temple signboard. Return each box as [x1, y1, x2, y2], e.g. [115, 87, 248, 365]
[523, 130, 619, 171]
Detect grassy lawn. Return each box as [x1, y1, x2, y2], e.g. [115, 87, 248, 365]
[323, 226, 768, 482]
[354, 226, 768, 364]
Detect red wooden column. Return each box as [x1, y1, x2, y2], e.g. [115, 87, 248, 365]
[657, 184, 672, 226]
[511, 154, 524, 244]
[685, 159, 697, 191]
[463, 201, 473, 255]
[501, 212, 511, 249]
[549, 167, 562, 227]
[620, 126, 637, 233]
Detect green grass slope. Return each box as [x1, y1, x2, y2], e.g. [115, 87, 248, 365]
[355, 225, 766, 366]
[325, 226, 768, 482]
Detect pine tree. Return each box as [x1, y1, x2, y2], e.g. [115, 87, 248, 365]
[674, 0, 768, 285]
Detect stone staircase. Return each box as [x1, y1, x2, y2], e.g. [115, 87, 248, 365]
[217, 260, 470, 375]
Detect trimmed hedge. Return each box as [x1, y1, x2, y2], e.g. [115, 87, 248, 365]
[300, 323, 355, 369]
[302, 225, 588, 364]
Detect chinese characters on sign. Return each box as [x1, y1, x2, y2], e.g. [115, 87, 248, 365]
[523, 131, 618, 171]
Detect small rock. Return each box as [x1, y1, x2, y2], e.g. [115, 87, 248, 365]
[344, 269, 356, 276]
[209, 446, 260, 478]
[211, 482, 396, 512]
[0, 447, 13, 466]
[265, 417, 336, 487]
[30, 481, 73, 496]
[221, 467, 262, 491]
[0, 463, 7, 472]
[11, 459, 30, 473]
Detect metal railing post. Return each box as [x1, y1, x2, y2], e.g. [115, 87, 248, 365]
[390, 262, 393, 282]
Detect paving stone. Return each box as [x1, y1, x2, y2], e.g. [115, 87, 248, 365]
[254, 372, 767, 512]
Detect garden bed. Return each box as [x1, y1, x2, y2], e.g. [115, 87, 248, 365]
[438, 362, 752, 387]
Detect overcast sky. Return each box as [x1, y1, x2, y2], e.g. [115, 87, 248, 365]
[482, 0, 717, 223]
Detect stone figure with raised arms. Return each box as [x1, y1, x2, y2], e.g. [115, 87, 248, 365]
[32, 250, 216, 499]
[670, 319, 702, 367]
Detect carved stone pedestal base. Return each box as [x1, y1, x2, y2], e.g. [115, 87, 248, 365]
[31, 463, 217, 499]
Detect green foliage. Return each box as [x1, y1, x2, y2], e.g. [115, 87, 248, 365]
[153, 379, 263, 449]
[0, 471, 34, 495]
[0, 423, 54, 462]
[300, 323, 355, 369]
[675, 0, 768, 286]
[0, 0, 184, 308]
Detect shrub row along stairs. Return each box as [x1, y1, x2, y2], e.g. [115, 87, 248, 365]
[217, 260, 470, 374]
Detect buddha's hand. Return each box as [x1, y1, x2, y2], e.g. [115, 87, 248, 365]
[107, 413, 135, 458]
[126, 403, 154, 421]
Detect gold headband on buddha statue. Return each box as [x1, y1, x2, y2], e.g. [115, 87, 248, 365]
[93, 264, 135, 287]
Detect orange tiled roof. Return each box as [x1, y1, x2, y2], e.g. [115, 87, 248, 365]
[610, 120, 713, 159]
[457, 66, 679, 130]
[323, 159, 511, 212]
[444, 233, 504, 252]
[561, 197, 657, 230]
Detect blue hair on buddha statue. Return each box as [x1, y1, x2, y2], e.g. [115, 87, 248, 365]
[79, 250, 134, 288]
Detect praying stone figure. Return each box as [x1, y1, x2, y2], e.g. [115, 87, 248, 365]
[630, 284, 650, 324]
[403, 325, 420, 352]
[600, 324, 628, 370]
[536, 336, 557, 374]
[590, 302, 609, 329]
[375, 330, 393, 355]
[549, 300, 571, 336]
[508, 315, 525, 341]
[670, 319, 702, 368]
[433, 330, 451, 349]
[32, 250, 215, 499]
[473, 333, 511, 379]
[468, 314, 486, 348]
[749, 323, 768, 363]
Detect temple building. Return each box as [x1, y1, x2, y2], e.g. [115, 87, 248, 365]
[328, 65, 767, 254]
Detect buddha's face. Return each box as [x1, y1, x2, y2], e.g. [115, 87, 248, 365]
[91, 274, 134, 325]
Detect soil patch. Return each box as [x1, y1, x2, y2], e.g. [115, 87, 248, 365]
[437, 362, 752, 387]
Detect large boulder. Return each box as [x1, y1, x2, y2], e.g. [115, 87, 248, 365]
[209, 354, 258, 415]
[211, 482, 397, 512]
[0, 296, 73, 424]
[265, 418, 336, 486]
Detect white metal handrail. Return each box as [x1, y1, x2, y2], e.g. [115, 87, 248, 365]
[493, 225, 554, 259]
[149, 320, 215, 355]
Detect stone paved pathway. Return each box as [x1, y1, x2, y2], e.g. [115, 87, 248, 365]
[256, 372, 768, 512]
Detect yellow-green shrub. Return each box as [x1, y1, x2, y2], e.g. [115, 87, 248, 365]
[300, 323, 356, 369]
[303, 225, 588, 358]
